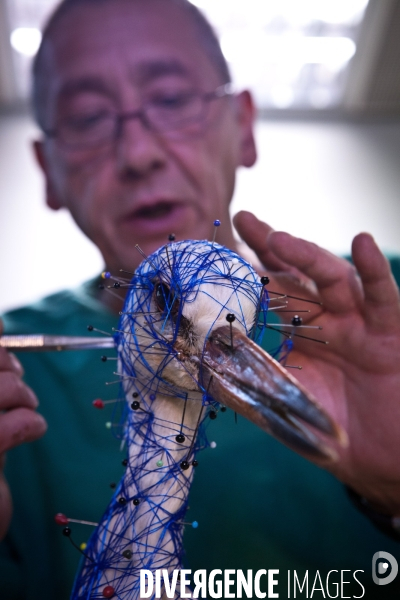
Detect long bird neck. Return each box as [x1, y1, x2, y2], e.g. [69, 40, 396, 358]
[72, 389, 203, 599]
[125, 391, 203, 570]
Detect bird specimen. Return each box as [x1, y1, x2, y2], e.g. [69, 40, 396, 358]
[71, 240, 343, 599]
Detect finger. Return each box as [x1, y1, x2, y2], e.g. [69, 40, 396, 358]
[0, 408, 47, 454]
[0, 372, 39, 411]
[267, 231, 362, 313]
[233, 211, 292, 272]
[0, 348, 24, 376]
[352, 233, 400, 330]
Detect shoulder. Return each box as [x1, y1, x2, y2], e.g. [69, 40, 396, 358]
[2, 279, 114, 335]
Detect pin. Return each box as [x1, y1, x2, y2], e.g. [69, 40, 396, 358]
[212, 219, 221, 245]
[177, 393, 188, 444]
[275, 309, 310, 313]
[92, 398, 119, 409]
[119, 269, 135, 276]
[102, 355, 118, 362]
[60, 525, 94, 561]
[269, 323, 322, 330]
[130, 399, 151, 414]
[134, 244, 157, 269]
[181, 520, 199, 528]
[102, 585, 116, 598]
[226, 313, 236, 350]
[87, 325, 112, 336]
[168, 233, 176, 241]
[182, 399, 206, 466]
[266, 324, 328, 345]
[54, 513, 98, 527]
[268, 290, 323, 306]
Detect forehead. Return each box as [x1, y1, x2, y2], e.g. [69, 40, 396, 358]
[44, 0, 221, 102]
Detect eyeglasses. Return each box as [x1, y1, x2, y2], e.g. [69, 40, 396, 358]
[44, 84, 233, 150]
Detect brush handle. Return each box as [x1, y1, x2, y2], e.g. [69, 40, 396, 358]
[0, 334, 115, 351]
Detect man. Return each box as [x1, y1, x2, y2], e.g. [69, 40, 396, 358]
[1, 0, 400, 598]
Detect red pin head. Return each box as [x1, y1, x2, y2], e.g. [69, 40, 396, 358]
[102, 586, 115, 598]
[92, 399, 105, 409]
[54, 513, 69, 526]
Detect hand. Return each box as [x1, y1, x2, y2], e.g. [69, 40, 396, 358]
[0, 320, 47, 540]
[233, 211, 400, 515]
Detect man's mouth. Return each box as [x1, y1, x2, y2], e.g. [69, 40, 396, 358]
[119, 200, 193, 238]
[133, 201, 177, 220]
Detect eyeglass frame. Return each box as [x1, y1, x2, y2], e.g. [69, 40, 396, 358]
[42, 83, 234, 150]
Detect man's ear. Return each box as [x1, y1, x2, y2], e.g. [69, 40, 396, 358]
[235, 90, 257, 168]
[32, 140, 63, 211]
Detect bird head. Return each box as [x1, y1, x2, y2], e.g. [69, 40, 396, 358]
[117, 240, 345, 461]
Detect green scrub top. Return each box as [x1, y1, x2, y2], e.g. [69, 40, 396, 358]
[1, 259, 400, 599]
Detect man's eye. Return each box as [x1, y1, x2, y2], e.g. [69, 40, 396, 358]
[63, 111, 110, 132]
[151, 93, 193, 110]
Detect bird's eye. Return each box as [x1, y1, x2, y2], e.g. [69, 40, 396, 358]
[154, 283, 178, 315]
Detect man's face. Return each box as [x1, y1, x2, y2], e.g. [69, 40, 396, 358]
[37, 0, 255, 273]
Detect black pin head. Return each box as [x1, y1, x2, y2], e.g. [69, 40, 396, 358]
[260, 276, 270, 286]
[62, 527, 71, 537]
[180, 461, 190, 471]
[118, 497, 127, 506]
[292, 315, 303, 326]
[110, 482, 116, 489]
[131, 401, 140, 410]
[168, 233, 176, 241]
[101, 355, 107, 362]
[87, 325, 94, 331]
[113, 282, 121, 289]
[122, 458, 128, 467]
[226, 313, 236, 323]
[209, 410, 217, 420]
[122, 549, 133, 559]
[192, 460, 199, 467]
[133, 498, 140, 506]
[175, 434, 185, 444]
[132, 392, 139, 398]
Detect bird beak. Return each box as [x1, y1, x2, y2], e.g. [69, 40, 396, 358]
[200, 325, 347, 462]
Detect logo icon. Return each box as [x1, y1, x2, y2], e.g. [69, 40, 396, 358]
[372, 551, 398, 585]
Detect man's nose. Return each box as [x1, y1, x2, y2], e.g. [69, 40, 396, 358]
[115, 113, 166, 180]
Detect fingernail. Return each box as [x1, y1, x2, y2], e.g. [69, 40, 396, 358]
[27, 387, 39, 408]
[34, 412, 48, 434]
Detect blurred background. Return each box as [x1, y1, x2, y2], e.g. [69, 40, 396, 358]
[0, 0, 399, 312]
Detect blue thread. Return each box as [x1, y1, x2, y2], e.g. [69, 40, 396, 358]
[72, 240, 276, 599]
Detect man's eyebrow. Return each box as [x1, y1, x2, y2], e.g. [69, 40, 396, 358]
[58, 78, 115, 99]
[135, 60, 191, 84]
